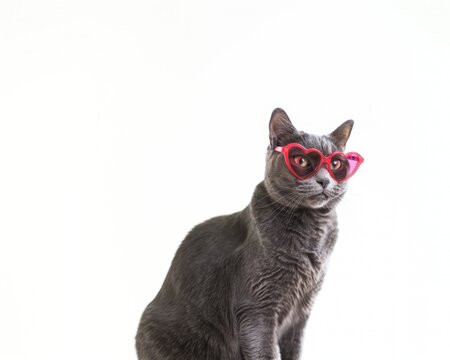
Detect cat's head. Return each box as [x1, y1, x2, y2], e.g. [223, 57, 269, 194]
[264, 108, 356, 210]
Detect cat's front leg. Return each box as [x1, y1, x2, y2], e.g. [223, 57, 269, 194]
[278, 323, 304, 360]
[238, 310, 279, 360]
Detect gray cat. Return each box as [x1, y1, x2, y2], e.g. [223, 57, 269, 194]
[136, 108, 363, 360]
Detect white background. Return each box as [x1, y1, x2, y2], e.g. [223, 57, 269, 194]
[1, 1, 449, 359]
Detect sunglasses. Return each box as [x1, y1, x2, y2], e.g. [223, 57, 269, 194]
[274, 143, 364, 183]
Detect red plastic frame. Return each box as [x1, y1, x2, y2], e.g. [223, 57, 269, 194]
[274, 143, 364, 183]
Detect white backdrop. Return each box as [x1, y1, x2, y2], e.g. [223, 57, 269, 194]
[1, 1, 450, 359]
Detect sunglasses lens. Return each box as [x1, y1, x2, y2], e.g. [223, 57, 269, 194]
[287, 146, 321, 178]
[330, 153, 361, 181]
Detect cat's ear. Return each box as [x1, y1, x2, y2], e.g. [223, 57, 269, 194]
[329, 120, 354, 149]
[269, 108, 297, 148]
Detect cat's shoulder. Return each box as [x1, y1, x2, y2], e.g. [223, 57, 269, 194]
[174, 208, 250, 260]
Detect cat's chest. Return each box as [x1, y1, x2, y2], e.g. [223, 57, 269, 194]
[274, 247, 326, 306]
[271, 249, 327, 340]
[252, 208, 337, 319]
[269, 227, 334, 324]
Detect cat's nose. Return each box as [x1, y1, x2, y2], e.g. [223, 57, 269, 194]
[316, 178, 330, 189]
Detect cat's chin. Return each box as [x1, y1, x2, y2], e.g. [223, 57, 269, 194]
[301, 193, 332, 209]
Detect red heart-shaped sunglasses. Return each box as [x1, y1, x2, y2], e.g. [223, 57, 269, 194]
[274, 143, 364, 183]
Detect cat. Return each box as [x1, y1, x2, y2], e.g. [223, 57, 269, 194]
[136, 108, 360, 360]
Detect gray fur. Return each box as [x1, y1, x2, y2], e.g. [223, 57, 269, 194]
[136, 108, 355, 360]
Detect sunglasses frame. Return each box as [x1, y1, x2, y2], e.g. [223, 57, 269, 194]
[274, 143, 364, 183]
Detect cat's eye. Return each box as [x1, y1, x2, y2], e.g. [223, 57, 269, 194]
[275, 143, 364, 183]
[293, 156, 309, 168]
[330, 159, 342, 170]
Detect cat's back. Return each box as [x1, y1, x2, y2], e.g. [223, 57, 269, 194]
[155, 208, 249, 303]
[136, 210, 249, 359]
[173, 208, 249, 270]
